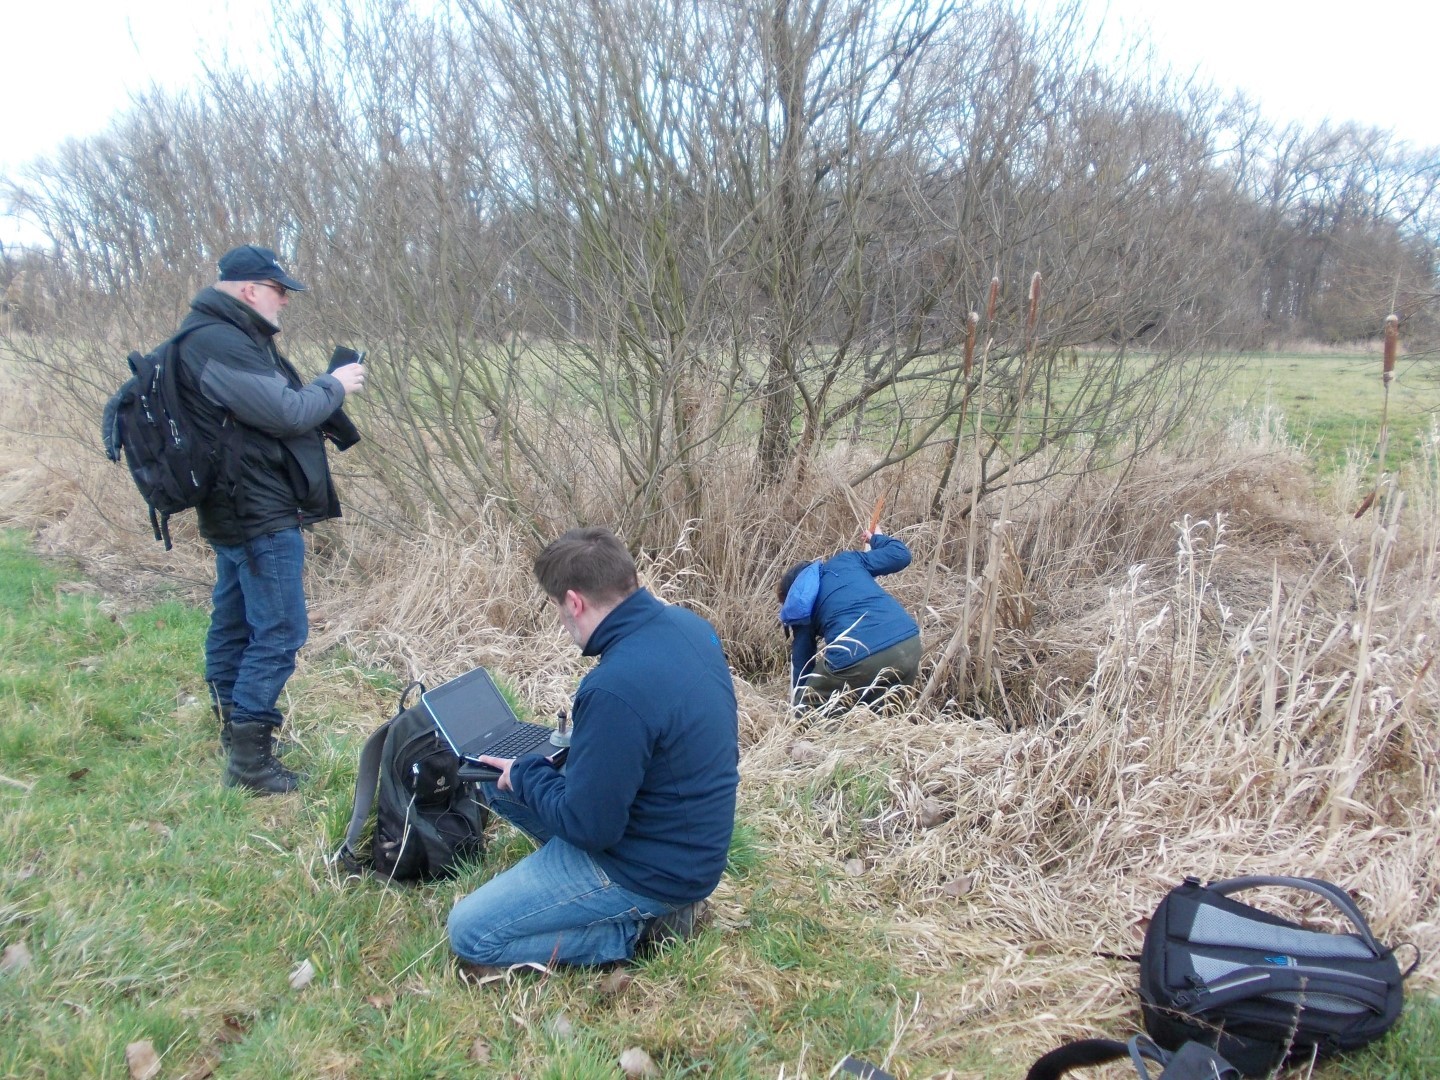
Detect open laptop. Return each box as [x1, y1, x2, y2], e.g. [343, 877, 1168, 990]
[421, 667, 555, 779]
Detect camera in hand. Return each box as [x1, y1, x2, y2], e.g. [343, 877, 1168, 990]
[327, 346, 365, 372]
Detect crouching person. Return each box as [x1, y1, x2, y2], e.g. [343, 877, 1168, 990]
[447, 527, 739, 974]
[778, 530, 921, 708]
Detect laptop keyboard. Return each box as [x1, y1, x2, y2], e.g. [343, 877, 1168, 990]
[483, 721, 554, 758]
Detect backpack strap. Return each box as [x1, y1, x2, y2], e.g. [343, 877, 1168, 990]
[1136, 1038, 1241, 1080]
[1025, 1038, 1129, 1079]
[835, 1055, 895, 1079]
[134, 326, 204, 550]
[335, 719, 393, 870]
[1166, 963, 1391, 1016]
[1205, 876, 1384, 955]
[333, 681, 425, 871]
[149, 505, 171, 550]
[1026, 1036, 1240, 1080]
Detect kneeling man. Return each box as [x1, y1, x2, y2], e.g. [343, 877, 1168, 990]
[447, 527, 739, 970]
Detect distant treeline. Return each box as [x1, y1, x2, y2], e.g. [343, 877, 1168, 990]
[2, 0, 1435, 538]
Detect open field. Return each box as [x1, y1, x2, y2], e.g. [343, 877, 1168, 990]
[1, 342, 1437, 1078]
[1218, 351, 1436, 474]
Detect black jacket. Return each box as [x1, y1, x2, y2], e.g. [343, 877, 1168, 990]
[175, 287, 359, 545]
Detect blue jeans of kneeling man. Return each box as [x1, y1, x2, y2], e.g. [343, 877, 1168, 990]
[204, 528, 308, 728]
[447, 785, 680, 967]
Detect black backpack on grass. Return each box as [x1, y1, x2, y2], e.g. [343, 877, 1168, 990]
[101, 324, 240, 549]
[1139, 875, 1415, 1077]
[336, 682, 488, 882]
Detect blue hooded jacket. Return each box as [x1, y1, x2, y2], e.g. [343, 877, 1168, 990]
[508, 588, 739, 904]
[786, 533, 920, 688]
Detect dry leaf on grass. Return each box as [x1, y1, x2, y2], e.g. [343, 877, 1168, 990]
[216, 1015, 249, 1044]
[844, 858, 866, 877]
[470, 1039, 492, 1063]
[619, 1046, 660, 1078]
[917, 797, 948, 829]
[176, 1053, 219, 1080]
[125, 1040, 161, 1080]
[288, 958, 317, 990]
[942, 875, 974, 898]
[789, 740, 820, 763]
[548, 1012, 575, 1040]
[364, 994, 395, 1011]
[1, 942, 31, 971]
[598, 968, 633, 995]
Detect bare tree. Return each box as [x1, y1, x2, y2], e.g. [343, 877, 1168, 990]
[5, 0, 1437, 542]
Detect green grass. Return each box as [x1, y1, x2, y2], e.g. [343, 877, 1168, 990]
[1, 529, 1434, 1077]
[0, 532, 925, 1078]
[1219, 352, 1436, 473]
[1335, 997, 1440, 1079]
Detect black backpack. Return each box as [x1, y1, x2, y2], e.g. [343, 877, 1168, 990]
[335, 682, 488, 882]
[1139, 875, 1416, 1077]
[101, 325, 240, 549]
[1027, 1034, 1240, 1080]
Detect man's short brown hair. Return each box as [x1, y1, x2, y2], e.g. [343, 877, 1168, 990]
[534, 527, 638, 604]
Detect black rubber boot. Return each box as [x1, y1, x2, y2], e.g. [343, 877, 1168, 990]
[224, 720, 299, 795]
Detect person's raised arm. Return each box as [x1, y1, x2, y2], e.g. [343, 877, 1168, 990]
[859, 532, 912, 576]
[198, 361, 359, 438]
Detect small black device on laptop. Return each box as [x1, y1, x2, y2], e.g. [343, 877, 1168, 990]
[420, 667, 554, 780]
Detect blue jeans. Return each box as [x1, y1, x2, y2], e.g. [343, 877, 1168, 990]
[446, 787, 675, 967]
[204, 528, 308, 729]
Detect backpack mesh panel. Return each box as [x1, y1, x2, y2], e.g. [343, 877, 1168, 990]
[1188, 906, 1374, 958]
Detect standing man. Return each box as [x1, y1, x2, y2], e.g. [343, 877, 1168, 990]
[176, 244, 366, 795]
[447, 527, 739, 972]
[778, 531, 921, 707]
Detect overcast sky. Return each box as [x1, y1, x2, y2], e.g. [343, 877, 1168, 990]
[2, 2, 267, 180]
[1057, 0, 1440, 146]
[3, 0, 1438, 237]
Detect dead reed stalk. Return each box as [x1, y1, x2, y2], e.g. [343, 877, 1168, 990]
[3, 333, 1437, 1067]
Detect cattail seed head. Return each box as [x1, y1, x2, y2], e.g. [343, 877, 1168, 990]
[986, 277, 1000, 323]
[1383, 313, 1398, 384]
[964, 311, 978, 379]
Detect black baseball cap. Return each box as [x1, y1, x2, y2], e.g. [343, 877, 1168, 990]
[217, 245, 308, 291]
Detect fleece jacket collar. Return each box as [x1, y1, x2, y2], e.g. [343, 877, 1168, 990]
[582, 588, 662, 658]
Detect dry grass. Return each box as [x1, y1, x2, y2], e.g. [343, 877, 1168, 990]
[1, 351, 1435, 1076]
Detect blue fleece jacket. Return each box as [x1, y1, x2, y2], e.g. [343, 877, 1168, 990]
[508, 588, 739, 905]
[789, 533, 920, 687]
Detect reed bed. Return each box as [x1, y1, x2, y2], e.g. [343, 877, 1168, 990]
[1, 353, 1435, 1075]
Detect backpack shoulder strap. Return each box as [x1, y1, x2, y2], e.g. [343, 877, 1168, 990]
[1170, 963, 1391, 1015]
[1027, 1036, 1240, 1080]
[156, 321, 215, 396]
[335, 719, 394, 867]
[1025, 1039, 1129, 1080]
[334, 681, 426, 869]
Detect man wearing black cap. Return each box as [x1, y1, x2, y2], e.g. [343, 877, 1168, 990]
[175, 244, 366, 794]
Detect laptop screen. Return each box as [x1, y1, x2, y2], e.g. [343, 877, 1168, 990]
[421, 668, 521, 757]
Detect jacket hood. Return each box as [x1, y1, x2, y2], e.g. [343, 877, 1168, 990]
[185, 286, 279, 341]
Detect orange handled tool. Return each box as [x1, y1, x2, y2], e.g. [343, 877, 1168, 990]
[867, 496, 885, 535]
